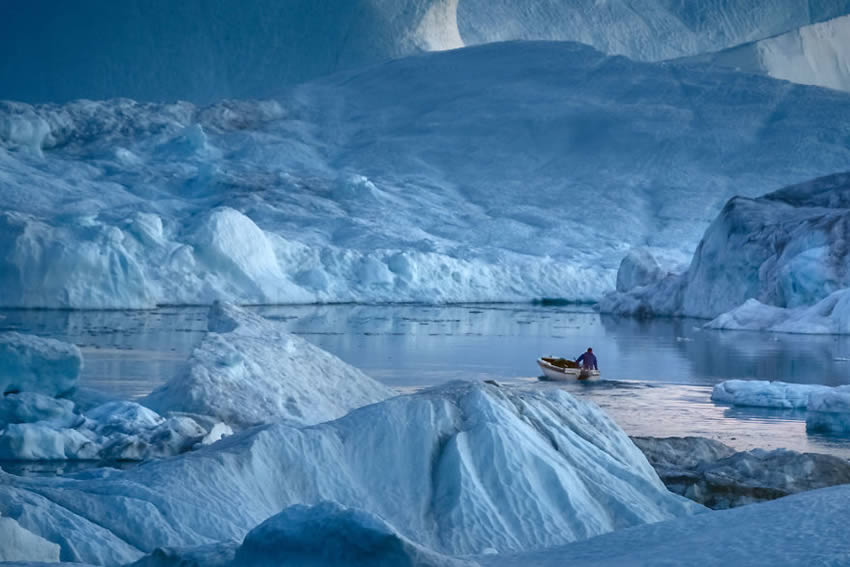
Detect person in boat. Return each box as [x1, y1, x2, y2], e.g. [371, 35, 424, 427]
[576, 347, 598, 371]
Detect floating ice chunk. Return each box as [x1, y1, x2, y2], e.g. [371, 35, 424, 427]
[143, 302, 394, 428]
[806, 389, 850, 435]
[710, 379, 845, 409]
[0, 332, 81, 396]
[706, 290, 850, 335]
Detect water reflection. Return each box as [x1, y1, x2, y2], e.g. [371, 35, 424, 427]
[2, 303, 850, 457]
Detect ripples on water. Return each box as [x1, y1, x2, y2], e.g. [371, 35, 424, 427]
[2, 303, 849, 457]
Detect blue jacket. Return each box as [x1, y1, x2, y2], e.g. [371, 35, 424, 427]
[576, 352, 598, 370]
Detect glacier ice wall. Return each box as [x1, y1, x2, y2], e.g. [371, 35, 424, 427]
[3, 43, 850, 308]
[2, 0, 850, 103]
[694, 14, 850, 92]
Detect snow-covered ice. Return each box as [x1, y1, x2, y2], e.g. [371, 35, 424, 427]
[601, 172, 850, 333]
[4, 44, 850, 308]
[633, 436, 850, 509]
[0, 332, 82, 396]
[142, 302, 394, 428]
[0, 381, 702, 564]
[479, 484, 850, 567]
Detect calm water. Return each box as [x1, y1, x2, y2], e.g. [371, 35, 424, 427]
[2, 303, 850, 457]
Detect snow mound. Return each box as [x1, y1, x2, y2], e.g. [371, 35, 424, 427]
[633, 436, 850, 509]
[697, 14, 850, 92]
[601, 171, 850, 332]
[0, 382, 701, 564]
[4, 44, 850, 308]
[0, 332, 81, 396]
[481, 484, 850, 567]
[142, 302, 394, 427]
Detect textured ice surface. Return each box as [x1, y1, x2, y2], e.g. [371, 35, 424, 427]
[601, 172, 850, 332]
[0, 392, 230, 461]
[142, 302, 394, 428]
[0, 381, 701, 564]
[0, 332, 82, 396]
[633, 436, 850, 509]
[480, 484, 850, 567]
[3, 0, 850, 102]
[3, 44, 850, 308]
[710, 379, 848, 409]
[696, 14, 850, 92]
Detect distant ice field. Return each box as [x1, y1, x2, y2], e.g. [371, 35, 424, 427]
[4, 303, 850, 458]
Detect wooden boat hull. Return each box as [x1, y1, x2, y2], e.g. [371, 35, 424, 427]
[537, 358, 600, 381]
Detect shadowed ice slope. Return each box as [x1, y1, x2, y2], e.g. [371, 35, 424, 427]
[3, 42, 850, 307]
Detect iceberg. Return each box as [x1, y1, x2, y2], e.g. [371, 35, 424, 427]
[601, 172, 850, 333]
[0, 332, 82, 396]
[0, 381, 701, 564]
[142, 302, 394, 428]
[4, 44, 850, 308]
[709, 379, 846, 409]
[711, 379, 850, 437]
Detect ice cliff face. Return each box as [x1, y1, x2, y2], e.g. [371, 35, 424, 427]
[694, 14, 850, 92]
[601, 172, 850, 333]
[3, 43, 850, 308]
[3, 0, 850, 103]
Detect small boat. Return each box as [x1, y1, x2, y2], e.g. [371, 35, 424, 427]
[537, 357, 600, 381]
